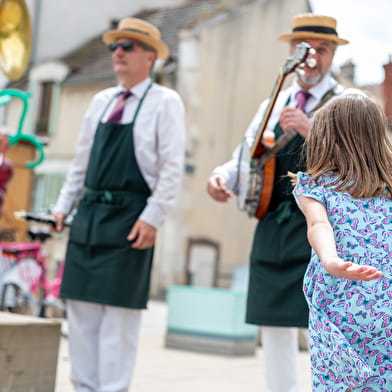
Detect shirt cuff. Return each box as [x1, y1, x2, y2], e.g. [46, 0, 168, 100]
[52, 198, 74, 215]
[211, 167, 236, 191]
[138, 203, 165, 229]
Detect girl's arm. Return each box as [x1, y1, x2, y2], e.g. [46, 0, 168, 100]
[298, 194, 382, 281]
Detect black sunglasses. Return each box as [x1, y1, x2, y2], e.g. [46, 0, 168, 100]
[108, 41, 136, 52]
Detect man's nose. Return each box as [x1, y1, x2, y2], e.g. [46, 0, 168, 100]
[113, 46, 125, 55]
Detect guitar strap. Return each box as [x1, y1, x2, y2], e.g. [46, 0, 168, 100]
[307, 83, 344, 116]
[259, 83, 344, 165]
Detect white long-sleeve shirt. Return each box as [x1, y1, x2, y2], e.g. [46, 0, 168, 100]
[53, 77, 186, 228]
[212, 74, 362, 191]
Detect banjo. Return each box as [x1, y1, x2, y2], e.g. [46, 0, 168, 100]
[236, 42, 315, 219]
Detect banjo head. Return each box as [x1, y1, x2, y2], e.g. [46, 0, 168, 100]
[236, 138, 264, 216]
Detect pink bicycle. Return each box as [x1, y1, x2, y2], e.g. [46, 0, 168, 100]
[0, 211, 68, 317]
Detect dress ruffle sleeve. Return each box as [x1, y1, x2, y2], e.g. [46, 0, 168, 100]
[292, 171, 326, 208]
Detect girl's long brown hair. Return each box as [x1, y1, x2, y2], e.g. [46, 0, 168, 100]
[306, 94, 392, 199]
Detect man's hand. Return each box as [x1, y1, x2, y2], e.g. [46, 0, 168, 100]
[52, 212, 67, 232]
[206, 174, 233, 202]
[322, 257, 383, 281]
[127, 219, 156, 249]
[279, 107, 311, 138]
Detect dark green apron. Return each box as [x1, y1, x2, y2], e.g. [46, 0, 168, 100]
[246, 96, 310, 327]
[60, 84, 154, 309]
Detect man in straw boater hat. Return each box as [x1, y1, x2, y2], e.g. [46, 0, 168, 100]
[53, 17, 185, 392]
[207, 13, 362, 392]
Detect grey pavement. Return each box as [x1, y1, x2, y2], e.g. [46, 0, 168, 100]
[55, 300, 312, 392]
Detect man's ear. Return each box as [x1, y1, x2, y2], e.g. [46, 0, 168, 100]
[149, 51, 157, 65]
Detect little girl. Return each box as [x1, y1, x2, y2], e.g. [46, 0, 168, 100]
[292, 94, 391, 392]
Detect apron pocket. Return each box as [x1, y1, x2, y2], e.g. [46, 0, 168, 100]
[251, 208, 311, 266]
[68, 199, 91, 245]
[68, 195, 146, 248]
[89, 202, 144, 247]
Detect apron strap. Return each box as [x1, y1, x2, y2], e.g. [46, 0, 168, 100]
[99, 93, 119, 122]
[132, 82, 152, 124]
[84, 188, 148, 204]
[98, 82, 153, 123]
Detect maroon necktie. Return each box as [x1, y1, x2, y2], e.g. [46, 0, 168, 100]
[107, 90, 132, 123]
[295, 90, 311, 112]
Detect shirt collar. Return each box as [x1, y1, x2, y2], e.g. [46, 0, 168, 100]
[291, 73, 338, 102]
[117, 77, 152, 99]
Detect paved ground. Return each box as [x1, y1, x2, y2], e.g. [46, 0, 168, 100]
[55, 301, 312, 392]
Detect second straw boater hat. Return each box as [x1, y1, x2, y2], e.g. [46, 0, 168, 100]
[102, 17, 170, 60]
[277, 13, 349, 45]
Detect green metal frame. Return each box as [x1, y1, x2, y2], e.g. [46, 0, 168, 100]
[0, 89, 45, 168]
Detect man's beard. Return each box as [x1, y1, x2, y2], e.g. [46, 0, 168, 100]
[296, 62, 330, 86]
[296, 69, 325, 86]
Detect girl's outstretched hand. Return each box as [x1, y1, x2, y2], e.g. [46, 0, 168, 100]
[322, 257, 383, 281]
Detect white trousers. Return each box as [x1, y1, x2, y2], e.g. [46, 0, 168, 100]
[66, 299, 143, 392]
[261, 326, 301, 392]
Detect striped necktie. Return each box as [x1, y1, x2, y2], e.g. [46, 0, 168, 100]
[107, 90, 132, 123]
[295, 90, 311, 112]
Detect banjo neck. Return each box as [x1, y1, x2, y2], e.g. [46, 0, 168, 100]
[250, 72, 287, 159]
[236, 42, 314, 220]
[250, 42, 313, 159]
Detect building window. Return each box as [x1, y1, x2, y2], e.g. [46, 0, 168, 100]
[31, 172, 65, 213]
[34, 81, 54, 137]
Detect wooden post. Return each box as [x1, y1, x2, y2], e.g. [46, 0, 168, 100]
[0, 141, 36, 242]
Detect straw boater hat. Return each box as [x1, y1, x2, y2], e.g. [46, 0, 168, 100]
[278, 14, 349, 45]
[102, 17, 170, 60]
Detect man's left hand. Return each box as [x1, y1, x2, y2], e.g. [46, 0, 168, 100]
[279, 107, 311, 138]
[127, 219, 156, 249]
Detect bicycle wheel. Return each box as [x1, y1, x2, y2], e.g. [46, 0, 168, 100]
[1, 282, 45, 317]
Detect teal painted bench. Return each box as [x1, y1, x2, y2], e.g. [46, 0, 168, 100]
[165, 284, 258, 356]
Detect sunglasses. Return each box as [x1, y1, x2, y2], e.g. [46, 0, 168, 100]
[108, 41, 136, 52]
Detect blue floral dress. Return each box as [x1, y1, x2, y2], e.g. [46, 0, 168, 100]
[293, 172, 392, 392]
